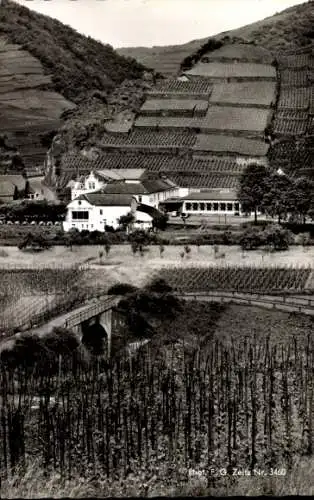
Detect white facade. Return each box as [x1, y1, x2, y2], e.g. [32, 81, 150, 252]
[63, 198, 132, 232]
[133, 187, 182, 208]
[63, 196, 153, 232]
[183, 198, 243, 215]
[71, 172, 104, 200]
[70, 171, 183, 208]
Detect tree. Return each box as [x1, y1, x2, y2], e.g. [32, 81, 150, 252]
[240, 224, 293, 251]
[238, 164, 270, 224]
[240, 227, 265, 250]
[18, 233, 50, 252]
[119, 212, 135, 232]
[288, 177, 314, 223]
[152, 212, 168, 231]
[13, 186, 19, 201]
[261, 172, 292, 223]
[104, 242, 111, 257]
[145, 278, 173, 294]
[263, 224, 293, 251]
[159, 244, 165, 257]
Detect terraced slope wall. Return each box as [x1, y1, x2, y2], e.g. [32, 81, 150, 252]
[0, 39, 75, 168]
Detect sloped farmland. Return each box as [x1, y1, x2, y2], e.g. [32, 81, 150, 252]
[193, 134, 269, 156]
[0, 39, 75, 168]
[185, 62, 276, 80]
[200, 106, 272, 135]
[209, 81, 276, 107]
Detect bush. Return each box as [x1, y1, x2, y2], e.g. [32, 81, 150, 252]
[152, 213, 168, 231]
[107, 283, 139, 295]
[145, 278, 173, 294]
[128, 229, 158, 246]
[18, 233, 51, 251]
[282, 222, 314, 238]
[240, 227, 266, 250]
[240, 224, 293, 251]
[263, 224, 294, 251]
[180, 38, 223, 71]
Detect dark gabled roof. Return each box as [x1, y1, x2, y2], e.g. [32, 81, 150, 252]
[101, 178, 175, 195]
[102, 182, 146, 195]
[137, 203, 164, 218]
[142, 178, 175, 193]
[77, 193, 134, 206]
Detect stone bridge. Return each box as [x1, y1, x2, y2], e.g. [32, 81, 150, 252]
[26, 295, 123, 357]
[3, 290, 312, 357]
[29, 290, 314, 345]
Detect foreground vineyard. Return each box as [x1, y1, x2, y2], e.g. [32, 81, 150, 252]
[0, 266, 85, 333]
[0, 334, 313, 483]
[155, 266, 312, 292]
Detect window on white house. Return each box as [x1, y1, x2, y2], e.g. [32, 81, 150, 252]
[200, 203, 205, 211]
[227, 203, 233, 211]
[234, 203, 240, 211]
[186, 203, 192, 210]
[206, 203, 212, 211]
[220, 203, 226, 211]
[192, 203, 198, 211]
[78, 201, 81, 206]
[100, 209, 103, 215]
[138, 195, 142, 202]
[72, 211, 89, 220]
[213, 203, 219, 211]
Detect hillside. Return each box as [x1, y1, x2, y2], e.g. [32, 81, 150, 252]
[0, 0, 150, 171]
[54, 33, 314, 191]
[117, 1, 314, 76]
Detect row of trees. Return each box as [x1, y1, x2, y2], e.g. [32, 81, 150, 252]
[0, 200, 67, 222]
[238, 164, 314, 224]
[180, 38, 223, 71]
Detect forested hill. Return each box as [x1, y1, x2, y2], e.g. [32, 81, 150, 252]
[0, 0, 154, 172]
[118, 1, 314, 76]
[0, 1, 147, 103]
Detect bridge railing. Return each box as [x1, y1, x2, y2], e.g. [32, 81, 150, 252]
[179, 290, 314, 307]
[64, 296, 120, 329]
[178, 290, 314, 312]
